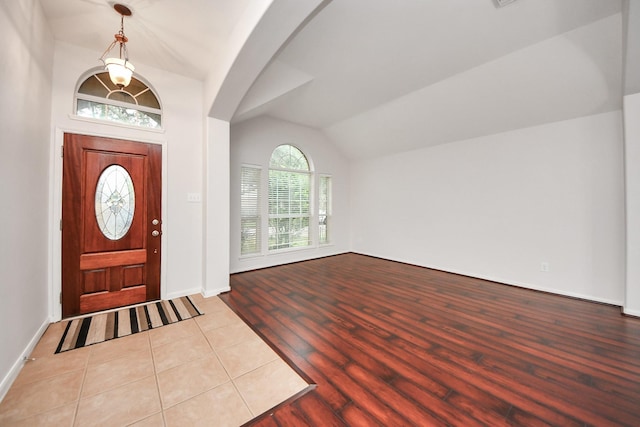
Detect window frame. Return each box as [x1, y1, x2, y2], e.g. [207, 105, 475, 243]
[74, 68, 163, 130]
[239, 145, 334, 258]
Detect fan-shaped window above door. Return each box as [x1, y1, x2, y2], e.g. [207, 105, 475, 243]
[75, 71, 162, 129]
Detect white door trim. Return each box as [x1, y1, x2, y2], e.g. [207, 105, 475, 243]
[50, 126, 168, 321]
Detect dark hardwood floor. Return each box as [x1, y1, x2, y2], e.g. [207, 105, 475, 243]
[220, 253, 640, 426]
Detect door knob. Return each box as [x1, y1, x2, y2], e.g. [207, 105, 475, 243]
[151, 230, 160, 237]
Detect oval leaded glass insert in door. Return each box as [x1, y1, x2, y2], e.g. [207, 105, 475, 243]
[95, 164, 135, 240]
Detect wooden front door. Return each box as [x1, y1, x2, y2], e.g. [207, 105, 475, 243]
[62, 133, 162, 318]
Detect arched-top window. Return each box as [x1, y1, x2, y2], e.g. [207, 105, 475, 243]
[269, 144, 309, 170]
[268, 145, 311, 251]
[240, 144, 332, 256]
[75, 71, 162, 129]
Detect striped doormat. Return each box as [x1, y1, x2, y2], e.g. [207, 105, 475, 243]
[55, 296, 202, 353]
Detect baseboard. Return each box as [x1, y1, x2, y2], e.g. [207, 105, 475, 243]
[163, 286, 231, 299]
[622, 307, 640, 317]
[163, 286, 231, 300]
[0, 318, 50, 402]
[230, 251, 351, 274]
[444, 264, 624, 306]
[163, 287, 203, 301]
[202, 286, 231, 298]
[474, 274, 623, 306]
[354, 252, 624, 307]
[504, 281, 624, 307]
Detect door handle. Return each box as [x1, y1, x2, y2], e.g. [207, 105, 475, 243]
[151, 230, 160, 237]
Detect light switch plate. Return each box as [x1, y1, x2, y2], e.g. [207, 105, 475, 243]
[187, 193, 202, 203]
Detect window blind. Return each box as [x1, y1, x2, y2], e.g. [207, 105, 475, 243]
[240, 166, 261, 255]
[267, 145, 312, 251]
[319, 175, 331, 244]
[268, 169, 311, 250]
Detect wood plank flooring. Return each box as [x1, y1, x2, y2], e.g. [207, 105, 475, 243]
[220, 253, 640, 426]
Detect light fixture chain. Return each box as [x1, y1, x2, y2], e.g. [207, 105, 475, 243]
[98, 3, 135, 88]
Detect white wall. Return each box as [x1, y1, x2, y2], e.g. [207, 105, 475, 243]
[0, 0, 54, 399]
[230, 116, 350, 272]
[351, 112, 626, 304]
[624, 93, 640, 315]
[624, 0, 640, 95]
[49, 42, 205, 312]
[203, 118, 231, 296]
[202, 0, 328, 291]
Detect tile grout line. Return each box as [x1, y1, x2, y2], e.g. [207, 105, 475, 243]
[196, 304, 264, 379]
[230, 376, 258, 418]
[198, 299, 304, 419]
[154, 315, 234, 416]
[4, 296, 299, 426]
[71, 345, 92, 427]
[0, 359, 86, 424]
[147, 331, 168, 427]
[194, 304, 258, 419]
[194, 307, 236, 385]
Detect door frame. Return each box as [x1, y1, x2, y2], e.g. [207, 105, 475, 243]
[50, 125, 168, 322]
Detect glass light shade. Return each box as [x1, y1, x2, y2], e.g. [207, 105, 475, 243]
[104, 57, 135, 87]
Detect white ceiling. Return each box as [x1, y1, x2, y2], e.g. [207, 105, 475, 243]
[40, 0, 624, 159]
[39, 0, 257, 80]
[237, 0, 623, 159]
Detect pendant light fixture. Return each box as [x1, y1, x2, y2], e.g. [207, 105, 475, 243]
[99, 4, 135, 87]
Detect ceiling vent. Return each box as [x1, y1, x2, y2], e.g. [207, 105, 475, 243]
[494, 0, 517, 7]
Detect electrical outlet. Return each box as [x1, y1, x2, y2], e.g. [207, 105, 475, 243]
[187, 193, 202, 203]
[540, 262, 550, 272]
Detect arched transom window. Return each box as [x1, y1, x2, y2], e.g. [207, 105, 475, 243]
[75, 71, 162, 129]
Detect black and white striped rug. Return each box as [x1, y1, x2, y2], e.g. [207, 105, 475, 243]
[55, 296, 202, 353]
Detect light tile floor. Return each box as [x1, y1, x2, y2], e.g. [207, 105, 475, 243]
[0, 295, 309, 426]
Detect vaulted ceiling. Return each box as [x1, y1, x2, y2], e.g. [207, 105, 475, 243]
[236, 0, 624, 159]
[39, 0, 258, 80]
[40, 0, 625, 159]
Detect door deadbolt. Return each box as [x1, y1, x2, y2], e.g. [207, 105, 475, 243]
[152, 219, 159, 226]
